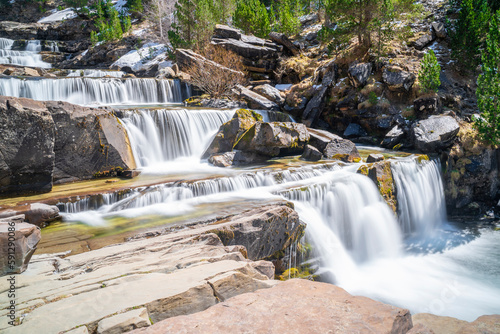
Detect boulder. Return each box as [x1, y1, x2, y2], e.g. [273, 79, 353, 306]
[343, 123, 368, 138]
[0, 97, 55, 195]
[413, 313, 500, 334]
[214, 24, 242, 40]
[383, 66, 416, 92]
[308, 128, 342, 152]
[412, 115, 460, 152]
[24, 203, 60, 227]
[155, 67, 175, 79]
[131, 279, 413, 334]
[358, 160, 397, 212]
[412, 33, 435, 50]
[211, 38, 280, 59]
[234, 122, 310, 157]
[382, 125, 405, 149]
[300, 13, 319, 26]
[348, 62, 372, 88]
[323, 137, 361, 162]
[414, 95, 442, 117]
[302, 61, 337, 126]
[208, 151, 268, 167]
[300, 145, 322, 161]
[203, 109, 263, 158]
[253, 84, 285, 105]
[0, 221, 41, 276]
[23, 67, 41, 77]
[235, 85, 280, 110]
[432, 22, 447, 39]
[269, 32, 300, 56]
[97, 308, 151, 334]
[366, 153, 385, 163]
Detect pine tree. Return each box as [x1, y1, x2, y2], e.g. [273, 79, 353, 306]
[274, 0, 302, 36]
[212, 0, 236, 24]
[233, 0, 271, 38]
[474, 11, 500, 145]
[418, 49, 441, 94]
[173, 0, 196, 45]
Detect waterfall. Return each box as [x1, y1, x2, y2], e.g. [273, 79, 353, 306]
[391, 158, 446, 235]
[67, 69, 125, 78]
[0, 77, 188, 106]
[0, 38, 52, 68]
[122, 108, 234, 167]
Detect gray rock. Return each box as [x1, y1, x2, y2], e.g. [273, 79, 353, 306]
[348, 62, 372, 88]
[366, 153, 385, 163]
[300, 145, 322, 161]
[211, 38, 279, 59]
[155, 67, 175, 79]
[323, 137, 361, 162]
[185, 97, 247, 109]
[269, 32, 300, 56]
[0, 221, 40, 276]
[414, 95, 442, 117]
[383, 66, 416, 92]
[343, 123, 368, 138]
[302, 62, 337, 126]
[308, 128, 342, 152]
[253, 84, 285, 105]
[381, 125, 405, 149]
[234, 122, 310, 157]
[412, 33, 435, 50]
[412, 115, 460, 152]
[97, 308, 151, 334]
[300, 13, 319, 26]
[214, 24, 242, 40]
[25, 203, 60, 227]
[235, 85, 280, 111]
[432, 22, 446, 39]
[208, 151, 268, 167]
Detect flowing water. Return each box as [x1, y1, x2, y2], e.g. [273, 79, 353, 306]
[0, 38, 52, 68]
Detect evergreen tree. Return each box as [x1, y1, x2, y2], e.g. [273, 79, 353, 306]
[233, 0, 271, 38]
[418, 49, 441, 94]
[126, 0, 143, 15]
[474, 11, 500, 145]
[273, 0, 302, 36]
[212, 0, 236, 24]
[173, 0, 197, 45]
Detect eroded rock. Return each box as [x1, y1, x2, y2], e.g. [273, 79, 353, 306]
[0, 221, 41, 276]
[383, 66, 416, 92]
[412, 115, 460, 153]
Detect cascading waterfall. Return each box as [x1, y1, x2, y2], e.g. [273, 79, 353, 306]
[122, 108, 234, 166]
[0, 77, 188, 106]
[0, 37, 52, 68]
[67, 69, 125, 78]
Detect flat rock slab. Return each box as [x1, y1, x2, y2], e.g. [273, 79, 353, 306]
[412, 115, 460, 152]
[413, 313, 500, 334]
[132, 279, 413, 334]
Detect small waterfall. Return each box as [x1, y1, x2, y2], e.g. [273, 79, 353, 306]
[122, 108, 234, 166]
[391, 158, 446, 235]
[0, 38, 51, 68]
[25, 40, 42, 52]
[67, 69, 125, 78]
[0, 77, 188, 106]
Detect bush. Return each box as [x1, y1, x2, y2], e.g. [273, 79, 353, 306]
[418, 49, 441, 94]
[233, 0, 271, 38]
[272, 0, 302, 36]
[185, 45, 247, 98]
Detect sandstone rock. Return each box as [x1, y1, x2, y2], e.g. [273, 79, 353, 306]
[23, 67, 40, 77]
[412, 33, 435, 50]
[367, 153, 385, 163]
[412, 115, 460, 152]
[323, 137, 361, 162]
[234, 122, 310, 157]
[97, 308, 151, 334]
[414, 95, 442, 117]
[344, 123, 368, 138]
[65, 327, 90, 334]
[432, 22, 446, 39]
[269, 32, 300, 56]
[208, 151, 268, 167]
[413, 313, 500, 334]
[348, 62, 372, 88]
[382, 125, 405, 149]
[383, 66, 416, 92]
[235, 85, 280, 110]
[0, 221, 41, 276]
[407, 323, 436, 334]
[131, 279, 413, 334]
[24, 203, 60, 227]
[253, 84, 285, 105]
[300, 145, 322, 161]
[203, 109, 263, 158]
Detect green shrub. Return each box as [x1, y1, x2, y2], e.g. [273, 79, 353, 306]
[233, 0, 271, 38]
[418, 49, 441, 94]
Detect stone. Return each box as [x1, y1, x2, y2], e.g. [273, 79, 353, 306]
[412, 115, 460, 152]
[235, 85, 280, 111]
[24, 203, 60, 227]
[300, 13, 319, 26]
[253, 84, 285, 105]
[367, 153, 385, 163]
[208, 151, 268, 167]
[300, 145, 322, 161]
[131, 279, 413, 334]
[212, 38, 280, 59]
[382, 125, 405, 149]
[302, 61, 337, 126]
[412, 33, 435, 50]
[343, 123, 368, 138]
[155, 67, 175, 79]
[383, 66, 416, 92]
[269, 32, 300, 56]
[323, 137, 361, 163]
[348, 62, 372, 88]
[308, 128, 342, 152]
[432, 22, 446, 39]
[275, 84, 293, 91]
[185, 96, 247, 109]
[202, 109, 263, 158]
[0, 221, 41, 276]
[65, 327, 90, 334]
[414, 95, 442, 117]
[23, 67, 40, 77]
[97, 308, 151, 334]
[119, 170, 142, 179]
[234, 122, 310, 157]
[407, 323, 436, 334]
[413, 313, 500, 334]
[175, 49, 245, 78]
[214, 24, 242, 40]
[358, 160, 397, 212]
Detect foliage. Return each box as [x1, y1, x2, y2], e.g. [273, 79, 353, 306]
[126, 0, 143, 15]
[368, 91, 378, 105]
[185, 44, 247, 98]
[62, 0, 90, 16]
[271, 0, 302, 36]
[418, 49, 441, 94]
[318, 23, 350, 56]
[91, 0, 131, 44]
[0, 0, 10, 9]
[233, 0, 271, 38]
[474, 11, 500, 146]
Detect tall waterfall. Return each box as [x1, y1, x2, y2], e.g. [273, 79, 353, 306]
[0, 77, 188, 106]
[122, 108, 235, 167]
[0, 38, 52, 68]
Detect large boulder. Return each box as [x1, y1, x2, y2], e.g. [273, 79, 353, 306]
[131, 279, 413, 334]
[382, 125, 406, 149]
[24, 203, 60, 227]
[234, 122, 310, 157]
[308, 128, 341, 152]
[269, 32, 300, 56]
[300, 145, 322, 161]
[0, 97, 55, 195]
[203, 109, 263, 158]
[323, 137, 361, 162]
[412, 115, 460, 153]
[208, 151, 268, 167]
[302, 61, 337, 126]
[413, 313, 500, 334]
[253, 84, 285, 105]
[0, 219, 41, 276]
[383, 66, 416, 92]
[235, 85, 280, 111]
[412, 33, 435, 50]
[343, 123, 368, 138]
[432, 22, 446, 39]
[414, 95, 442, 117]
[348, 62, 372, 88]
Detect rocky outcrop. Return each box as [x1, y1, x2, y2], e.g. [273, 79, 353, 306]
[0, 97, 137, 195]
[383, 66, 416, 92]
[412, 115, 459, 153]
[348, 62, 372, 88]
[358, 160, 397, 212]
[175, 48, 245, 78]
[269, 32, 300, 56]
[0, 219, 41, 275]
[323, 137, 361, 162]
[414, 95, 442, 117]
[382, 125, 406, 149]
[97, 308, 151, 334]
[132, 279, 413, 334]
[234, 122, 310, 157]
[413, 313, 500, 334]
[253, 84, 285, 105]
[208, 151, 268, 167]
[235, 85, 280, 110]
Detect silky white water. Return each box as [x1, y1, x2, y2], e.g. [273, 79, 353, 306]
[0, 38, 52, 68]
[67, 69, 125, 78]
